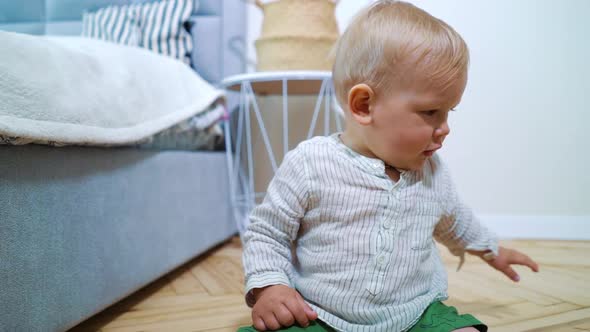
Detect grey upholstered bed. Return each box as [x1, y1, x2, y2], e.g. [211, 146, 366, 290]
[0, 1, 246, 331]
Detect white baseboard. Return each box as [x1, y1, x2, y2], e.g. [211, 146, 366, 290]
[480, 215, 590, 240]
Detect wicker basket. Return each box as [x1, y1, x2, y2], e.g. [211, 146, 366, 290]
[252, 0, 339, 71]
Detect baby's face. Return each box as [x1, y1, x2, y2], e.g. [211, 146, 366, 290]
[365, 73, 467, 171]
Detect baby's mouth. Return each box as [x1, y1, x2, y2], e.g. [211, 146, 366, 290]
[423, 145, 441, 157]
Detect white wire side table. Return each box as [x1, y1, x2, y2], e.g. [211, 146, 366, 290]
[220, 71, 343, 236]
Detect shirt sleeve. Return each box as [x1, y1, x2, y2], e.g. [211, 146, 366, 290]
[241, 146, 310, 307]
[432, 155, 499, 271]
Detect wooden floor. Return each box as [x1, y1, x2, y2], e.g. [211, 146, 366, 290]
[71, 238, 590, 332]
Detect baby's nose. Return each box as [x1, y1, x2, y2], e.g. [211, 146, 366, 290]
[441, 121, 451, 135]
[435, 124, 450, 138]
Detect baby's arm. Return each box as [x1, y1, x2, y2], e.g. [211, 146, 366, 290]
[432, 155, 539, 279]
[242, 147, 317, 330]
[431, 155, 498, 268]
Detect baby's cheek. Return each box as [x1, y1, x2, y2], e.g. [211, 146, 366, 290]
[397, 131, 430, 152]
[381, 127, 429, 159]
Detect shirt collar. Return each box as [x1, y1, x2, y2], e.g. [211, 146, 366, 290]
[329, 133, 412, 179]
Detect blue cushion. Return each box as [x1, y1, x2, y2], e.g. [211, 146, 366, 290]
[197, 0, 221, 15]
[0, 0, 45, 23]
[190, 16, 221, 82]
[46, 0, 201, 21]
[0, 22, 45, 35]
[45, 21, 84, 35]
[47, 0, 130, 20]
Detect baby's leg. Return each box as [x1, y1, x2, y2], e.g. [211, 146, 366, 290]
[452, 328, 479, 332]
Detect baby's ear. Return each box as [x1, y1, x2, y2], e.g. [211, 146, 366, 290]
[348, 84, 374, 125]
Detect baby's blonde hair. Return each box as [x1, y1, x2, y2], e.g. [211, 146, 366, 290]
[332, 0, 469, 108]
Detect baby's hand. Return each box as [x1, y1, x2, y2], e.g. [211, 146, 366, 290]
[251, 285, 318, 331]
[483, 246, 540, 282]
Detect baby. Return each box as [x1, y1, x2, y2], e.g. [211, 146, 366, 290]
[238, 1, 539, 331]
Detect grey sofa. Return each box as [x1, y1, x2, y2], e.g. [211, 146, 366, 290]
[0, 1, 246, 331]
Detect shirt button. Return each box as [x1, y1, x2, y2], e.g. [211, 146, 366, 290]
[377, 255, 385, 265]
[383, 220, 392, 229]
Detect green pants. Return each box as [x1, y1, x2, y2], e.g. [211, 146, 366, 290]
[407, 302, 487, 332]
[237, 301, 487, 332]
[237, 319, 333, 332]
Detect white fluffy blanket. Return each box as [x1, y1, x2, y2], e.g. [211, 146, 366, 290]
[0, 31, 223, 145]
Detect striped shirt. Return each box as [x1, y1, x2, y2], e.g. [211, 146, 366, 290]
[242, 134, 498, 332]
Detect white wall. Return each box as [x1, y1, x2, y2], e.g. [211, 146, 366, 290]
[406, 0, 589, 215]
[245, 0, 590, 238]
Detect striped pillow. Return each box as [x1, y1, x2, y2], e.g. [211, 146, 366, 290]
[82, 0, 195, 64]
[137, 0, 194, 65]
[82, 4, 142, 46]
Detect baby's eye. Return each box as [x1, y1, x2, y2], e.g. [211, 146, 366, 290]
[423, 110, 437, 116]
